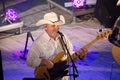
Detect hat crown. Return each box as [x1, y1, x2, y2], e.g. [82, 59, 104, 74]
[35, 12, 65, 26]
[44, 12, 59, 22]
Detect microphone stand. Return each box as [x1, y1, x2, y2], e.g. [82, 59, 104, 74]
[20, 32, 34, 60]
[1, 0, 5, 15]
[58, 31, 78, 80]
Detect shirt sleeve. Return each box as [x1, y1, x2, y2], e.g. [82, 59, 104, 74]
[26, 42, 42, 68]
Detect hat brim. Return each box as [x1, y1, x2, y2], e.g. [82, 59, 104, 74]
[35, 15, 65, 26]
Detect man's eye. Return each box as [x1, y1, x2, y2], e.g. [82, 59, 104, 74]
[53, 25, 56, 27]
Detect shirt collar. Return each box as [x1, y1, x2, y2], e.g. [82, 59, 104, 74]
[43, 29, 60, 42]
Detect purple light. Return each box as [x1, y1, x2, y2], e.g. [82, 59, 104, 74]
[72, 0, 86, 8]
[6, 9, 18, 21]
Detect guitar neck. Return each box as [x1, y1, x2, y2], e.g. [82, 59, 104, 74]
[84, 38, 98, 49]
[53, 29, 112, 62]
[66, 38, 98, 61]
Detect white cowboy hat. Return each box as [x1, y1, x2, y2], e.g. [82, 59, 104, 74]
[36, 12, 65, 26]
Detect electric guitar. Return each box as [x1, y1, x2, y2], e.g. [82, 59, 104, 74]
[34, 29, 112, 80]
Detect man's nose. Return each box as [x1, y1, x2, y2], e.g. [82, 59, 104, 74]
[54, 25, 59, 29]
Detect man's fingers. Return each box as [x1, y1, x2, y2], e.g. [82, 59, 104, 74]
[81, 48, 88, 54]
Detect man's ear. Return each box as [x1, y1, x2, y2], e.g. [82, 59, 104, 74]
[44, 24, 47, 29]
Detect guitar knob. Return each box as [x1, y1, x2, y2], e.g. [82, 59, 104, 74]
[99, 29, 102, 32]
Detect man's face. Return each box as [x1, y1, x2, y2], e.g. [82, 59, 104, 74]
[45, 24, 60, 38]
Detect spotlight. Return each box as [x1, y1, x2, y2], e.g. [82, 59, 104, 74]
[6, 8, 19, 22]
[0, 8, 23, 33]
[72, 0, 86, 8]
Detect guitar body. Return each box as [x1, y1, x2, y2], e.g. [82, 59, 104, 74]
[34, 66, 50, 80]
[34, 51, 65, 80]
[112, 45, 120, 65]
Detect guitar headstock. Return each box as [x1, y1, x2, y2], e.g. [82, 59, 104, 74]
[96, 29, 112, 40]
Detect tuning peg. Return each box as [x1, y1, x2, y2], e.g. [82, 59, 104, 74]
[99, 29, 102, 32]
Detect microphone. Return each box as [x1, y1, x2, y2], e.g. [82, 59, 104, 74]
[57, 31, 64, 36]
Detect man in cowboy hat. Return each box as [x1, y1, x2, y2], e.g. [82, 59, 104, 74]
[27, 12, 88, 80]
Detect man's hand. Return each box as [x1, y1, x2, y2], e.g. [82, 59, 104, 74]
[40, 59, 54, 69]
[77, 47, 88, 60]
[48, 61, 69, 79]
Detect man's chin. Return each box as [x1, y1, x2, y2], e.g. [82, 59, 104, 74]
[52, 33, 58, 38]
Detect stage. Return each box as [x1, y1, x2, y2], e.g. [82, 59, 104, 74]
[0, 0, 120, 80]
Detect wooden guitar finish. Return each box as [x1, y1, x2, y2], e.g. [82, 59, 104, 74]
[112, 45, 120, 65]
